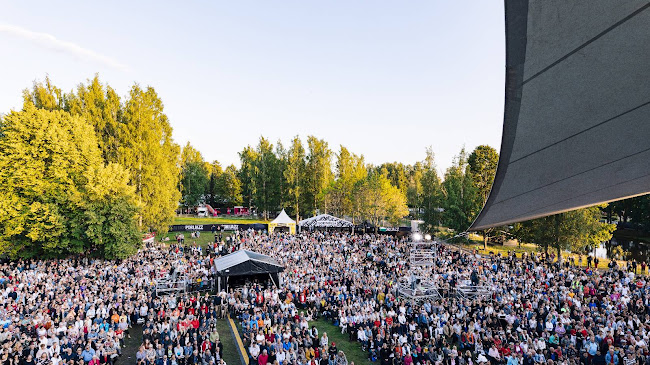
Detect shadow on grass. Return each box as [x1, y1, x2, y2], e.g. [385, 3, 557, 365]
[216, 319, 242, 365]
[121, 324, 143, 363]
[310, 319, 372, 365]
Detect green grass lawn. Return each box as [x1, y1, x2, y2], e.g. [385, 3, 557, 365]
[310, 319, 372, 365]
[216, 318, 242, 365]
[157, 231, 234, 251]
[456, 240, 628, 271]
[173, 216, 267, 225]
[435, 227, 629, 270]
[234, 316, 371, 365]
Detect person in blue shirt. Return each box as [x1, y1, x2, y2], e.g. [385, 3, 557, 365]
[606, 348, 619, 365]
[507, 354, 521, 365]
[282, 339, 292, 351]
[586, 336, 599, 356]
[81, 345, 95, 363]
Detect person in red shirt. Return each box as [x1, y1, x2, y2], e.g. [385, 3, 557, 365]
[500, 344, 512, 357]
[201, 339, 212, 353]
[299, 291, 307, 308]
[258, 349, 268, 365]
[386, 316, 393, 326]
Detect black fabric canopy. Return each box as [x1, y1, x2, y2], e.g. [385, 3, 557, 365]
[213, 250, 284, 277]
[471, 0, 650, 230]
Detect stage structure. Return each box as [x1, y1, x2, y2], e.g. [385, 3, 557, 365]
[397, 236, 494, 302]
[155, 264, 188, 296]
[456, 284, 493, 300]
[470, 1, 650, 230]
[409, 241, 438, 267]
[397, 239, 443, 302]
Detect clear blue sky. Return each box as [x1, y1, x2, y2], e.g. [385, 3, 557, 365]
[0, 1, 505, 173]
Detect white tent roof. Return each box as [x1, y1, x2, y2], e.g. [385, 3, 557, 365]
[299, 214, 353, 228]
[271, 209, 295, 224]
[213, 250, 283, 274]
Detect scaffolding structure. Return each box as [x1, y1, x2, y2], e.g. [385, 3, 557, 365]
[155, 264, 188, 296]
[409, 241, 438, 267]
[396, 274, 443, 301]
[397, 240, 443, 302]
[456, 284, 493, 300]
[397, 236, 494, 302]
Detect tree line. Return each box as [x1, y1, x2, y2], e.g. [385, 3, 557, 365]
[179, 135, 501, 232]
[0, 76, 179, 258]
[0, 75, 623, 259]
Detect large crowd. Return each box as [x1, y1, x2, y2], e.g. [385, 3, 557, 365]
[0, 241, 224, 365]
[220, 231, 650, 365]
[1, 229, 650, 365]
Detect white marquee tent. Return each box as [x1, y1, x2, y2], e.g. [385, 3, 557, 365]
[298, 214, 354, 230]
[268, 209, 296, 234]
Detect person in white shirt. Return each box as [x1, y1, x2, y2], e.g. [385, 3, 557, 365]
[276, 349, 286, 365]
[249, 342, 260, 362]
[320, 332, 329, 348]
[488, 345, 501, 361]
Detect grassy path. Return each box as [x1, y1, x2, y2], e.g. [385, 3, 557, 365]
[216, 318, 243, 365]
[455, 240, 631, 270]
[310, 319, 372, 365]
[120, 324, 143, 363]
[157, 231, 234, 250]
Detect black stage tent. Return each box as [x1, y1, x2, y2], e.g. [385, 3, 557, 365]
[213, 250, 284, 291]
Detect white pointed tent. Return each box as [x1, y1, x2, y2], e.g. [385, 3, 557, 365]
[268, 209, 296, 234]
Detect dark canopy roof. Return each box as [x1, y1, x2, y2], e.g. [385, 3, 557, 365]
[471, 0, 650, 230]
[213, 250, 284, 277]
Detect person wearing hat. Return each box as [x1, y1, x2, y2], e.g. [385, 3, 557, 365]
[329, 342, 338, 358]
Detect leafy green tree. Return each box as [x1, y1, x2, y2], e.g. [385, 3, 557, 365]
[22, 76, 64, 111]
[441, 148, 480, 233]
[238, 146, 258, 211]
[82, 163, 140, 258]
[406, 162, 424, 217]
[65, 75, 123, 163]
[205, 161, 223, 207]
[607, 196, 650, 230]
[119, 84, 181, 233]
[353, 170, 408, 228]
[215, 165, 243, 206]
[513, 206, 615, 261]
[375, 162, 409, 195]
[275, 141, 288, 211]
[237, 137, 285, 220]
[180, 142, 209, 207]
[420, 148, 442, 233]
[467, 145, 499, 247]
[250, 137, 282, 219]
[467, 145, 499, 203]
[304, 136, 333, 215]
[284, 136, 307, 221]
[0, 106, 139, 258]
[326, 146, 367, 219]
